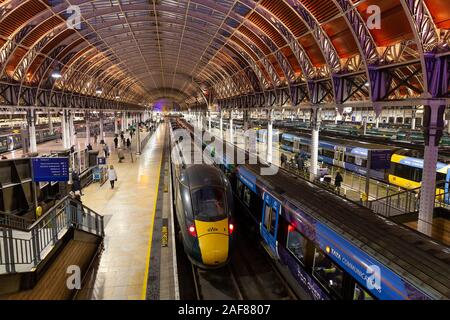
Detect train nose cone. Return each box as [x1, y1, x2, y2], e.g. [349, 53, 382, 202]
[198, 234, 229, 266]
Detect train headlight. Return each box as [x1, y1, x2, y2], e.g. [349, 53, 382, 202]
[188, 225, 197, 237]
[229, 223, 234, 234]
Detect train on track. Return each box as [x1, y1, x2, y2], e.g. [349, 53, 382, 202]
[176, 117, 450, 300]
[275, 131, 450, 199]
[170, 119, 235, 268]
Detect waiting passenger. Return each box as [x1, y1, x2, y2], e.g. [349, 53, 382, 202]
[296, 154, 304, 171]
[126, 138, 131, 150]
[87, 144, 93, 151]
[108, 165, 117, 189]
[114, 136, 119, 149]
[334, 171, 343, 194]
[280, 153, 287, 168]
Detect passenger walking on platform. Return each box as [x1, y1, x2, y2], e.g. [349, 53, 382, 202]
[334, 171, 343, 194]
[108, 165, 117, 189]
[120, 131, 125, 145]
[94, 133, 98, 144]
[71, 171, 83, 196]
[114, 136, 119, 149]
[103, 144, 110, 158]
[126, 138, 131, 150]
[87, 144, 93, 151]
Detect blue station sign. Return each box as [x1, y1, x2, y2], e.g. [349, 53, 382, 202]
[32, 157, 69, 182]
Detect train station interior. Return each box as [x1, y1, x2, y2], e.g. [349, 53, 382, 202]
[0, 0, 449, 303]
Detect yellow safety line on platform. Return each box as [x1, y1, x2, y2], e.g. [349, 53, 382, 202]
[141, 129, 165, 300]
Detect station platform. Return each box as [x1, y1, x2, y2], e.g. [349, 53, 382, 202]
[73, 123, 177, 300]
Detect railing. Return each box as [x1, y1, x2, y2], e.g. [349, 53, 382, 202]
[368, 182, 450, 217]
[0, 196, 104, 274]
[368, 188, 420, 217]
[0, 212, 33, 231]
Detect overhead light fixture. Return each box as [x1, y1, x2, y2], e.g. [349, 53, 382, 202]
[96, 88, 103, 95]
[51, 70, 62, 79]
[115, 95, 120, 99]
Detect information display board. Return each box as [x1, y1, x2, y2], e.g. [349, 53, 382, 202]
[32, 157, 69, 182]
[370, 150, 392, 170]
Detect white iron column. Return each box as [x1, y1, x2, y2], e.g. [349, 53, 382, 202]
[411, 112, 416, 130]
[310, 107, 321, 181]
[122, 112, 126, 132]
[243, 110, 249, 151]
[99, 112, 104, 141]
[375, 116, 380, 129]
[267, 110, 273, 164]
[208, 112, 212, 132]
[85, 111, 90, 146]
[48, 111, 53, 134]
[219, 111, 224, 140]
[447, 112, 450, 134]
[27, 110, 37, 153]
[114, 113, 119, 134]
[69, 112, 76, 146]
[61, 110, 70, 149]
[136, 123, 142, 155]
[418, 102, 445, 236]
[363, 118, 367, 135]
[229, 111, 234, 144]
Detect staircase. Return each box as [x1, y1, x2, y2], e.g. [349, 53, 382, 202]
[0, 196, 104, 299]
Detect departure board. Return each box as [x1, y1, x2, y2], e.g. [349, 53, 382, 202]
[32, 157, 70, 182]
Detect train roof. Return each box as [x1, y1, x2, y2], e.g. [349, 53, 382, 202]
[282, 131, 397, 151]
[183, 164, 225, 189]
[242, 163, 450, 299]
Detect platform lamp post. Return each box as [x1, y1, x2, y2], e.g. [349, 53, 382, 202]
[136, 121, 142, 156]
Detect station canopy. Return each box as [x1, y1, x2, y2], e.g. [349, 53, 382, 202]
[0, 0, 448, 109]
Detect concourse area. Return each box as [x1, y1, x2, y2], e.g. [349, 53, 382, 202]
[0, 0, 449, 305]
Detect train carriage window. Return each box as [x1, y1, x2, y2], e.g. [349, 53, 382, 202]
[191, 187, 227, 222]
[243, 187, 252, 207]
[322, 149, 335, 159]
[346, 155, 355, 165]
[287, 229, 308, 265]
[313, 249, 344, 298]
[353, 283, 375, 300]
[263, 206, 273, 233]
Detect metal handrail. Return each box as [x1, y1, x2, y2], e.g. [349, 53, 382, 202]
[0, 196, 104, 274]
[368, 181, 450, 217]
[0, 212, 33, 231]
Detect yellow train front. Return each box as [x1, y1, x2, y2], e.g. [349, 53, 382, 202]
[174, 164, 235, 268]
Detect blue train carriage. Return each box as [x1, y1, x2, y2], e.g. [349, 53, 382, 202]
[280, 132, 393, 180]
[234, 164, 450, 300]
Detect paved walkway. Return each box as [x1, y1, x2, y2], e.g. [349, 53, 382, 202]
[76, 124, 167, 300]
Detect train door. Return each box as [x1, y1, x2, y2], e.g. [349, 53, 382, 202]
[334, 146, 345, 168]
[293, 138, 300, 153]
[260, 192, 281, 259]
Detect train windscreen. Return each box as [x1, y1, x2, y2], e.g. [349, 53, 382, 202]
[191, 187, 227, 222]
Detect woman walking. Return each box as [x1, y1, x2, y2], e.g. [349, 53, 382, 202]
[108, 165, 117, 189]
